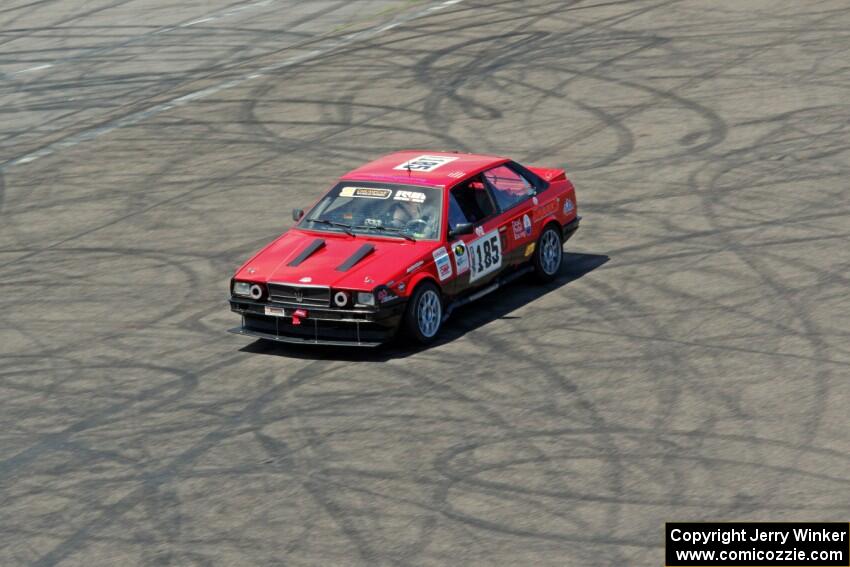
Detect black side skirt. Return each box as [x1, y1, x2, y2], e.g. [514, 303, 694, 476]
[562, 216, 580, 242]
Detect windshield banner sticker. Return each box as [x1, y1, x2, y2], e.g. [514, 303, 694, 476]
[394, 190, 426, 203]
[394, 155, 458, 172]
[340, 186, 392, 199]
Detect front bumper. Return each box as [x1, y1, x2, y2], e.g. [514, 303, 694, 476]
[228, 297, 406, 347]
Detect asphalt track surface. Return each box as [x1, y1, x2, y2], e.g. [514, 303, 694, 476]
[1, 1, 849, 565]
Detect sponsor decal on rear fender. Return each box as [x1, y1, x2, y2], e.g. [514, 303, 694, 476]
[534, 200, 559, 221]
[512, 214, 533, 240]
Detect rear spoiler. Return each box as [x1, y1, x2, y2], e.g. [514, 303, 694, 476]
[526, 166, 566, 183]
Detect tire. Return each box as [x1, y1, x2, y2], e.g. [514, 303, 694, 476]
[403, 281, 443, 344]
[532, 224, 563, 283]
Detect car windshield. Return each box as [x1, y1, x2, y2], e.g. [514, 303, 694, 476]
[300, 182, 443, 241]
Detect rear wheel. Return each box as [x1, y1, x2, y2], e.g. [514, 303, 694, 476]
[532, 224, 563, 282]
[403, 281, 443, 344]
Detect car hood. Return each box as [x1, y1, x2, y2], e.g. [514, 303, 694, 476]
[235, 229, 434, 290]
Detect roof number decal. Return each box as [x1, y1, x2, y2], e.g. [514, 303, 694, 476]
[340, 186, 392, 199]
[394, 155, 458, 172]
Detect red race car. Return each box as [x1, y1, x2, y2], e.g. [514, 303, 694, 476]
[228, 151, 579, 347]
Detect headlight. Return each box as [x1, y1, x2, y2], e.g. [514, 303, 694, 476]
[356, 292, 375, 306]
[233, 281, 263, 299]
[233, 281, 252, 297]
[333, 291, 350, 307]
[249, 284, 263, 300]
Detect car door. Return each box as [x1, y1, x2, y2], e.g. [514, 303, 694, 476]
[481, 164, 538, 269]
[444, 176, 503, 295]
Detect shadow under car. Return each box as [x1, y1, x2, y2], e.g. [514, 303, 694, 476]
[237, 251, 609, 361]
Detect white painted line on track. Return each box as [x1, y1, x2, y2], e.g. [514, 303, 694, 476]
[0, 0, 465, 170]
[183, 17, 215, 27]
[17, 64, 54, 73]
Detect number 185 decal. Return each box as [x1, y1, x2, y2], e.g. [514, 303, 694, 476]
[468, 231, 502, 282]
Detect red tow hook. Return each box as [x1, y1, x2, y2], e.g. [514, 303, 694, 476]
[292, 308, 308, 326]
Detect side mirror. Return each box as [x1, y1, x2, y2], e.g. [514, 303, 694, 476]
[448, 222, 474, 238]
[292, 208, 304, 222]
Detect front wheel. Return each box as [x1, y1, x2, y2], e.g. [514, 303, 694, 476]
[532, 224, 563, 282]
[403, 281, 443, 344]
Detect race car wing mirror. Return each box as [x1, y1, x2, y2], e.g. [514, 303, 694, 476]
[448, 222, 474, 238]
[292, 208, 304, 222]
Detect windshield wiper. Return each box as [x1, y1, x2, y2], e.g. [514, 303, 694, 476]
[310, 219, 354, 236]
[354, 224, 416, 241]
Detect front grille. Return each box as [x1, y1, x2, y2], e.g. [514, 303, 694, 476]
[267, 282, 331, 307]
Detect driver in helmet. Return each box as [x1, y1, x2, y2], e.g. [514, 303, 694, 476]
[386, 191, 436, 237]
[389, 199, 421, 227]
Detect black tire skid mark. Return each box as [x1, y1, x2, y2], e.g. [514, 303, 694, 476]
[539, 272, 726, 523]
[0, 360, 200, 479]
[588, 101, 846, 520]
[4, 0, 848, 564]
[286, 0, 736, 552]
[239, 362, 411, 565]
[24, 353, 320, 567]
[400, 1, 732, 540]
[0, 245, 224, 361]
[434, 428, 850, 509]
[434, 325, 634, 563]
[0, 0, 139, 50]
[691, 104, 845, 511]
[284, 365, 469, 564]
[0, 1, 426, 166]
[403, 2, 724, 168]
[0, 0, 58, 19]
[237, 76, 471, 164]
[342, 263, 625, 561]
[0, 0, 160, 156]
[0, 133, 291, 272]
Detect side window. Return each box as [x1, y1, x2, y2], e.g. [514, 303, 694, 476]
[447, 193, 470, 231]
[449, 176, 497, 226]
[483, 165, 534, 211]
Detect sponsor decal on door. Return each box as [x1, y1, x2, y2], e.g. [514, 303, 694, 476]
[468, 230, 502, 283]
[452, 240, 469, 275]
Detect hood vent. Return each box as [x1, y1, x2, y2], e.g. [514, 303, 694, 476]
[336, 243, 375, 272]
[288, 238, 325, 267]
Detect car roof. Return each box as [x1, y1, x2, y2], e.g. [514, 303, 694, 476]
[340, 151, 509, 188]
